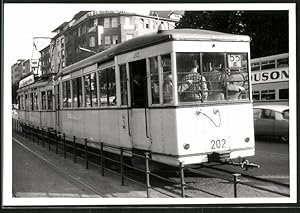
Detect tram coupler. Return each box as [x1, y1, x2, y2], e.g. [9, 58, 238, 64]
[224, 158, 260, 171]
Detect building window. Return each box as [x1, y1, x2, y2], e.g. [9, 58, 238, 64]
[61, 49, 65, 59]
[89, 36, 96, 47]
[279, 88, 289, 100]
[99, 67, 116, 106]
[104, 18, 110, 28]
[94, 18, 98, 26]
[126, 34, 134, 41]
[140, 18, 144, 29]
[57, 40, 60, 46]
[62, 61, 65, 68]
[47, 90, 53, 110]
[105, 36, 111, 45]
[61, 38, 64, 48]
[112, 17, 118, 28]
[112, 35, 118, 44]
[261, 90, 275, 101]
[145, 19, 150, 29]
[72, 77, 82, 107]
[78, 27, 81, 36]
[62, 81, 71, 108]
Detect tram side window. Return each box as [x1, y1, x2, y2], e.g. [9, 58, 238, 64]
[34, 90, 39, 111]
[161, 54, 173, 104]
[47, 90, 53, 110]
[177, 53, 207, 103]
[251, 62, 260, 71]
[62, 81, 71, 108]
[25, 94, 28, 111]
[261, 60, 275, 70]
[72, 77, 83, 107]
[277, 58, 289, 67]
[279, 88, 289, 100]
[30, 93, 34, 111]
[119, 64, 128, 105]
[41, 91, 46, 110]
[252, 91, 260, 101]
[99, 67, 116, 106]
[149, 56, 159, 104]
[84, 73, 98, 107]
[261, 90, 275, 101]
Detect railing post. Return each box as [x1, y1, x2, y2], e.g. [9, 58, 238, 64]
[85, 139, 88, 169]
[179, 162, 185, 198]
[48, 129, 51, 151]
[63, 133, 66, 158]
[42, 128, 45, 147]
[120, 148, 124, 186]
[145, 152, 151, 198]
[55, 130, 58, 154]
[73, 136, 76, 163]
[233, 173, 241, 198]
[101, 142, 104, 176]
[37, 127, 40, 145]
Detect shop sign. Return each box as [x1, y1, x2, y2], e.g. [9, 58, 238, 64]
[251, 68, 289, 84]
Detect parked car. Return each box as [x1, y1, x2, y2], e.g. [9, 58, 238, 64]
[253, 105, 289, 142]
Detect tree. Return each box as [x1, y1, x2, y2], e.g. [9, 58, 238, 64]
[176, 11, 288, 58]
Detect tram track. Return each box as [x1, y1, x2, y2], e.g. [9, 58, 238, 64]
[13, 137, 104, 198]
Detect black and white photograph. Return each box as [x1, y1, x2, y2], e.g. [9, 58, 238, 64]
[2, 3, 297, 207]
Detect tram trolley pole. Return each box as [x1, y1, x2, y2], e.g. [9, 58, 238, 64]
[63, 133, 66, 159]
[233, 173, 241, 198]
[73, 136, 76, 163]
[145, 152, 151, 198]
[101, 142, 104, 176]
[179, 162, 185, 198]
[120, 148, 124, 186]
[85, 139, 88, 169]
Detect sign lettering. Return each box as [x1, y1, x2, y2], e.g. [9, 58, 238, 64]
[251, 68, 289, 84]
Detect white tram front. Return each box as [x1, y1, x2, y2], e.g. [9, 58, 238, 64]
[51, 29, 254, 166]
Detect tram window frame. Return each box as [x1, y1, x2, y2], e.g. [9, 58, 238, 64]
[119, 64, 128, 106]
[261, 90, 276, 101]
[252, 91, 260, 101]
[84, 72, 98, 108]
[34, 90, 39, 111]
[99, 67, 116, 107]
[277, 58, 289, 68]
[161, 54, 173, 104]
[72, 77, 83, 108]
[62, 80, 71, 108]
[30, 92, 34, 111]
[149, 56, 160, 105]
[47, 90, 53, 110]
[41, 91, 47, 110]
[25, 94, 28, 111]
[251, 62, 260, 71]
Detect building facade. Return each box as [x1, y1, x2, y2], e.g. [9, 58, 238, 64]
[11, 59, 25, 85]
[251, 53, 289, 106]
[40, 45, 51, 76]
[63, 11, 179, 66]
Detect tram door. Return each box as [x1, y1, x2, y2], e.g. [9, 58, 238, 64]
[129, 59, 151, 150]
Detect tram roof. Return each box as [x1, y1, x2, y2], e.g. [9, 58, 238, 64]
[57, 29, 250, 78]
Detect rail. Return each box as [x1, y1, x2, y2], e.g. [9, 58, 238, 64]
[12, 119, 289, 198]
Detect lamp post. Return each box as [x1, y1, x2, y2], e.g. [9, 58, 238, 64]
[79, 47, 97, 54]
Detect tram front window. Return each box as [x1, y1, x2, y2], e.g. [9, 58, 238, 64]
[176, 52, 250, 103]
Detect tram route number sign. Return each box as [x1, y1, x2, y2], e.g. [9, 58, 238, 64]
[227, 54, 242, 68]
[210, 139, 226, 150]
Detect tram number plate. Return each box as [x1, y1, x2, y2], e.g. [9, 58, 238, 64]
[210, 139, 226, 150]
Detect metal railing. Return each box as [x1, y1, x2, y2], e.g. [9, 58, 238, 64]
[12, 119, 289, 198]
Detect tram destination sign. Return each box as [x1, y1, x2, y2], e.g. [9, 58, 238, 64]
[19, 74, 35, 88]
[251, 68, 289, 84]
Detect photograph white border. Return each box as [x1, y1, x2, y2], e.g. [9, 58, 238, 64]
[2, 3, 297, 206]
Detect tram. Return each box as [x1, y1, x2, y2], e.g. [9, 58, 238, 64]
[17, 29, 255, 166]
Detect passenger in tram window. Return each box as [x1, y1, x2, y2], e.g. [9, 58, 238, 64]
[205, 63, 226, 101]
[132, 72, 145, 107]
[178, 61, 208, 102]
[226, 69, 246, 100]
[163, 74, 173, 103]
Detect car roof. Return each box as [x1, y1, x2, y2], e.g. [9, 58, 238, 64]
[253, 105, 289, 113]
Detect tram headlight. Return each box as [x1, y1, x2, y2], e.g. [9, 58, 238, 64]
[183, 143, 190, 150]
[244, 137, 250, 143]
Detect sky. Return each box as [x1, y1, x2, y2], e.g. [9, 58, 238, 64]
[4, 3, 151, 74]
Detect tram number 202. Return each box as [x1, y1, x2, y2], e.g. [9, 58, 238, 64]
[210, 139, 226, 149]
